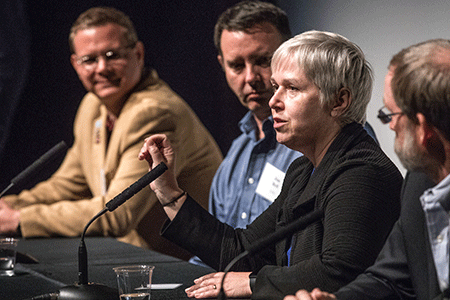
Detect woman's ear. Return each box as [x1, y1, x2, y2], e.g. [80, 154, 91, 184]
[331, 88, 351, 118]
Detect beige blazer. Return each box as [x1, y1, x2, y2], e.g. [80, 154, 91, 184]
[4, 70, 222, 259]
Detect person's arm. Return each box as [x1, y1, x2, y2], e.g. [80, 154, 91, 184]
[139, 134, 186, 220]
[139, 134, 283, 299]
[333, 219, 415, 300]
[0, 199, 20, 235]
[142, 136, 283, 271]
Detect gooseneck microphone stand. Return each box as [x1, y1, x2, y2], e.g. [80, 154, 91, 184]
[58, 162, 168, 300]
[57, 207, 119, 300]
[28, 162, 168, 300]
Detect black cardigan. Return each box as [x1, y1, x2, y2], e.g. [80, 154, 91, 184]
[162, 122, 403, 299]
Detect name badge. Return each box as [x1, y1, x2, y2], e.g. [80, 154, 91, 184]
[255, 162, 286, 202]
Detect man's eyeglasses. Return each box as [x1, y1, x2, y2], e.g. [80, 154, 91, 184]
[377, 106, 403, 124]
[75, 44, 135, 71]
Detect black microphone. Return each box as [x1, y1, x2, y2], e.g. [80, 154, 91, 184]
[29, 162, 168, 300]
[0, 141, 68, 198]
[105, 162, 168, 211]
[77, 162, 168, 286]
[218, 209, 324, 300]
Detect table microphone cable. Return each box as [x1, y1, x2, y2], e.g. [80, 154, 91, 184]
[23, 293, 59, 300]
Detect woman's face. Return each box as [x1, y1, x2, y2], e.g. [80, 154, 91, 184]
[269, 61, 335, 154]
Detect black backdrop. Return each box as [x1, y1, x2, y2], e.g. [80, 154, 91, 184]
[1, 0, 283, 192]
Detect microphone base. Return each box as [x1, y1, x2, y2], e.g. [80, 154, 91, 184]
[58, 283, 119, 300]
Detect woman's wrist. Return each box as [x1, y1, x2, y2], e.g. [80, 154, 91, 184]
[162, 191, 187, 207]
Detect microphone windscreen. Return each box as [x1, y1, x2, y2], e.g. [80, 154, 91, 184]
[11, 141, 68, 186]
[105, 162, 168, 211]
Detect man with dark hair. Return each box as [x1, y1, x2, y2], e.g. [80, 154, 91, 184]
[285, 38, 450, 300]
[203, 0, 377, 236]
[213, 0, 292, 55]
[207, 0, 302, 235]
[0, 7, 222, 260]
[188, 0, 303, 268]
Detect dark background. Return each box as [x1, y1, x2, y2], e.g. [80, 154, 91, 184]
[1, 0, 285, 192]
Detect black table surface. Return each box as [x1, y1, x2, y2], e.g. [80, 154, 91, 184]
[1, 237, 215, 300]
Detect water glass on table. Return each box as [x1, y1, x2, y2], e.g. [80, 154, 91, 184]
[0, 237, 18, 276]
[113, 264, 155, 300]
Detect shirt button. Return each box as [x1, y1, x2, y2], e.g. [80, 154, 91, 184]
[241, 212, 247, 219]
[248, 178, 254, 184]
[437, 234, 444, 243]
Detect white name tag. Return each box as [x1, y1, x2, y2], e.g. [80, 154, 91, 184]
[255, 162, 286, 202]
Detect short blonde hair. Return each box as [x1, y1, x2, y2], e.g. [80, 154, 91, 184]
[272, 30, 373, 125]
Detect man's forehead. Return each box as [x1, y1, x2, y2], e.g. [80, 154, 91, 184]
[241, 22, 280, 35]
[72, 24, 127, 52]
[221, 29, 281, 43]
[220, 29, 282, 59]
[73, 23, 126, 40]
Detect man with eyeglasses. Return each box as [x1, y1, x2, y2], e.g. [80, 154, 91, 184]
[284, 38, 450, 300]
[0, 7, 223, 260]
[377, 105, 404, 124]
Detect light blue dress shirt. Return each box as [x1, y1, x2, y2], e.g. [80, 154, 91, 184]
[420, 173, 450, 292]
[209, 111, 302, 228]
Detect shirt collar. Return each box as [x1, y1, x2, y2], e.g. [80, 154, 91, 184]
[421, 173, 450, 210]
[238, 111, 275, 140]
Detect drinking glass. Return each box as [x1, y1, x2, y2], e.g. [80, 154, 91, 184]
[113, 265, 154, 300]
[0, 237, 19, 276]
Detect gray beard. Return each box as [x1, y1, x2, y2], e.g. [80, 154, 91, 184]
[395, 128, 439, 179]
